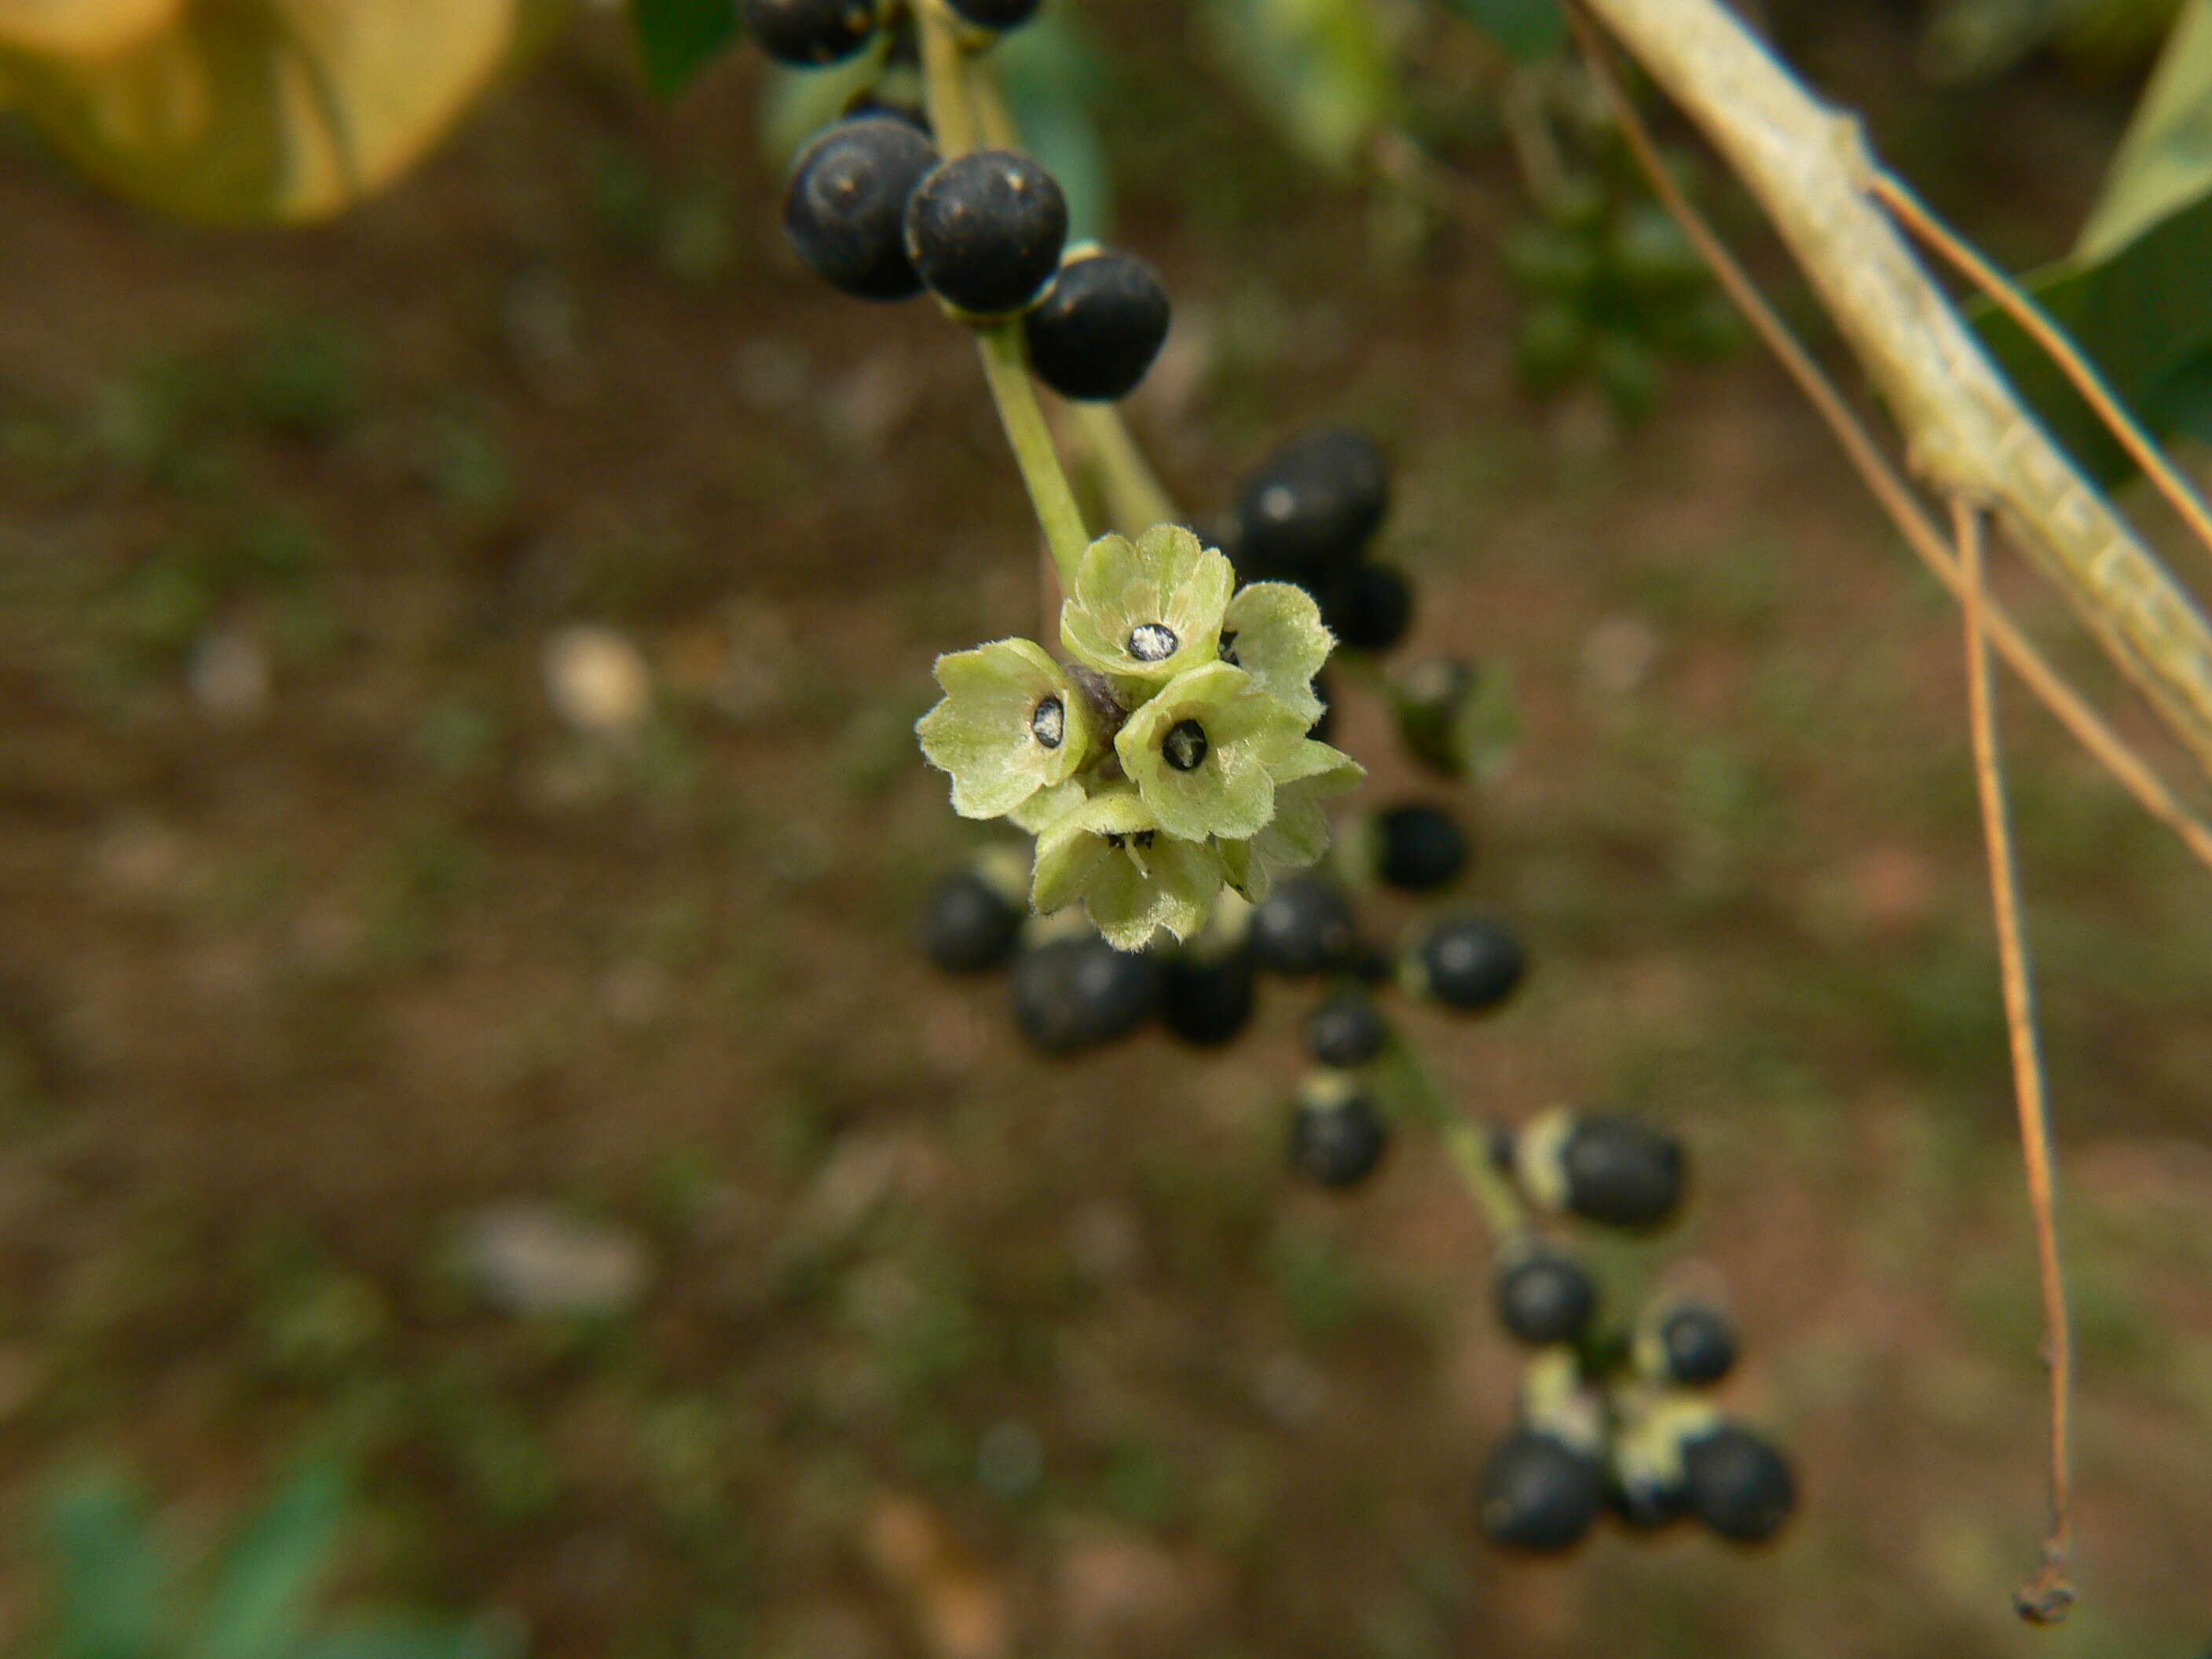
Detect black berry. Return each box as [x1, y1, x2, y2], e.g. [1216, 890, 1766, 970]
[1159, 948, 1257, 1047]
[1235, 428, 1389, 578]
[904, 150, 1068, 317]
[1324, 562, 1412, 653]
[1249, 877, 1358, 976]
[1495, 1247, 1596, 1346]
[1372, 803, 1467, 892]
[1023, 249, 1170, 401]
[1526, 1111, 1686, 1230]
[1656, 1304, 1737, 1386]
[947, 0, 1045, 25]
[1405, 915, 1524, 1012]
[1288, 1084, 1388, 1188]
[783, 116, 939, 302]
[1682, 1423, 1795, 1543]
[1011, 934, 1162, 1053]
[1304, 990, 1389, 1069]
[743, 0, 879, 65]
[921, 868, 1022, 972]
[1477, 1430, 1607, 1553]
[1611, 1473, 1691, 1532]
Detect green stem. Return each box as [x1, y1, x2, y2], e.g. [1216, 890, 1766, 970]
[979, 322, 1091, 588]
[1378, 1035, 1527, 1240]
[915, 0, 1090, 593]
[1073, 402, 1178, 533]
[916, 0, 980, 156]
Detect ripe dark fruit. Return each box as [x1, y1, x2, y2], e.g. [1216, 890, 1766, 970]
[1250, 877, 1358, 976]
[1023, 250, 1170, 401]
[1160, 949, 1257, 1047]
[1657, 1304, 1738, 1386]
[1011, 935, 1162, 1053]
[1683, 1424, 1796, 1543]
[1477, 1430, 1607, 1552]
[742, 0, 880, 65]
[947, 0, 1045, 25]
[1406, 915, 1525, 1012]
[1559, 1113, 1686, 1229]
[1288, 1090, 1389, 1188]
[1305, 990, 1388, 1069]
[904, 150, 1069, 317]
[784, 116, 939, 302]
[1372, 803, 1467, 892]
[1325, 562, 1413, 653]
[921, 869, 1023, 973]
[1495, 1247, 1597, 1346]
[1235, 428, 1390, 577]
[1612, 1474, 1691, 1532]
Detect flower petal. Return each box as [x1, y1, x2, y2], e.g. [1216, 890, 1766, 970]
[1221, 582, 1331, 723]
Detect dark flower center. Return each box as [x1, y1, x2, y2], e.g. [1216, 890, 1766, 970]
[1127, 622, 1178, 662]
[1031, 696, 1066, 749]
[1218, 629, 1240, 667]
[1104, 830, 1157, 851]
[1163, 720, 1210, 772]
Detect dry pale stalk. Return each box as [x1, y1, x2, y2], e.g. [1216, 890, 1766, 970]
[1573, 0, 2212, 785]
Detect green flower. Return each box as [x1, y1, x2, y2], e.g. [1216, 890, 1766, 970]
[1060, 523, 1233, 688]
[1219, 738, 1364, 901]
[916, 638, 1094, 819]
[1031, 786, 1224, 950]
[1218, 581, 1331, 724]
[1114, 661, 1309, 840]
[1009, 778, 1086, 836]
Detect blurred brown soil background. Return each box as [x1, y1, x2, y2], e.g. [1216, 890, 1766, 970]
[2, 4, 2210, 1657]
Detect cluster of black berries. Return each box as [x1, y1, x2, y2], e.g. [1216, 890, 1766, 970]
[764, 1, 1172, 403]
[921, 800, 1524, 1175]
[1217, 427, 1412, 657]
[1475, 1111, 1796, 1552]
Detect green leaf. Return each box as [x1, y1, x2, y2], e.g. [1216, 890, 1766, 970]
[46, 1478, 165, 1659]
[186, 1460, 347, 1659]
[628, 0, 741, 97]
[1200, 0, 1395, 174]
[1439, 0, 1566, 63]
[2076, 0, 2212, 263]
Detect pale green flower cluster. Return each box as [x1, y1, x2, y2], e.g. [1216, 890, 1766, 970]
[917, 524, 1363, 950]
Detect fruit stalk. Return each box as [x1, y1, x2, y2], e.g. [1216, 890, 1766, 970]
[916, 0, 1091, 587]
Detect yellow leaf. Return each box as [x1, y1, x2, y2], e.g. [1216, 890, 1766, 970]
[0, 0, 182, 57]
[0, 0, 566, 223]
